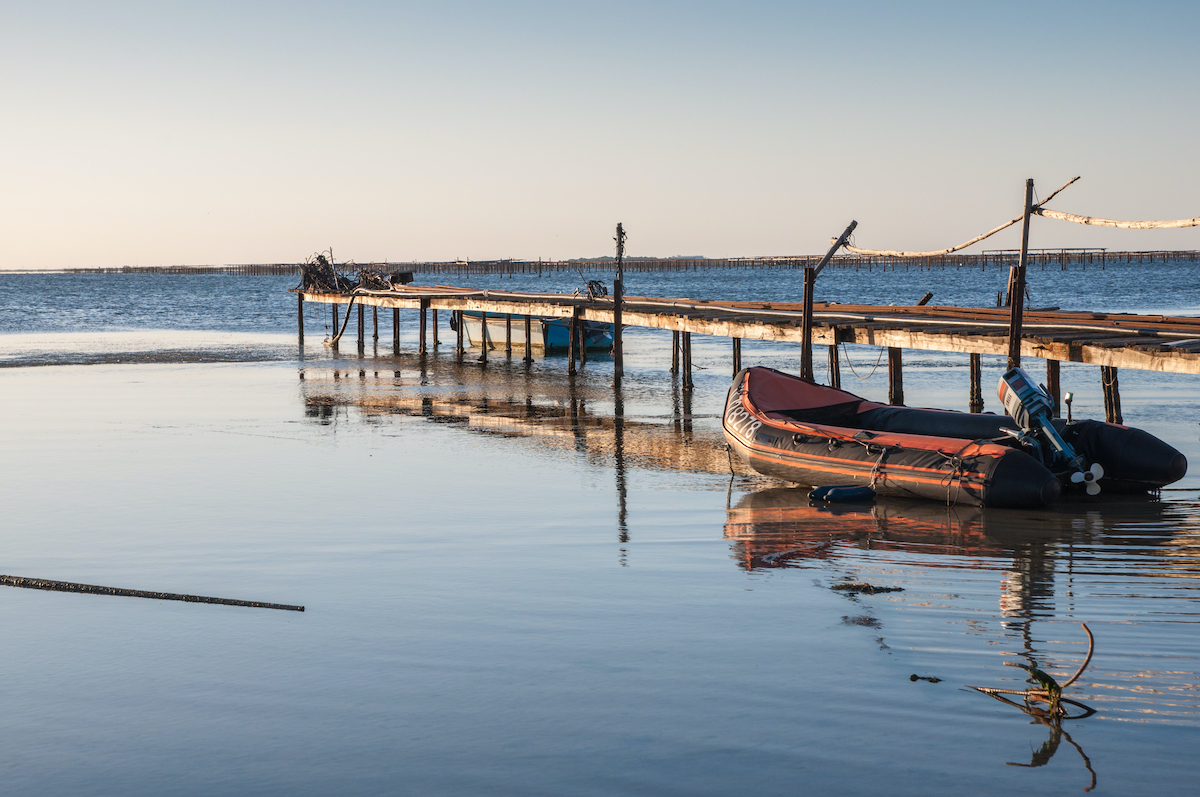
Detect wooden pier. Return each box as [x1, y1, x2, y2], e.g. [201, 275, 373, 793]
[294, 283, 1200, 423]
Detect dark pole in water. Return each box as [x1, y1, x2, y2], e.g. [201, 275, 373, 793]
[1046, 359, 1061, 417]
[0, 574, 303, 612]
[524, 315, 532, 364]
[732, 337, 741, 376]
[1102, 366, 1123, 424]
[671, 330, 680, 374]
[568, 309, 579, 374]
[888, 347, 904, 406]
[393, 308, 400, 354]
[297, 293, 304, 345]
[803, 220, 857, 381]
[682, 331, 693, 390]
[505, 314, 513, 357]
[480, 311, 488, 363]
[419, 299, 428, 356]
[1006, 179, 1035, 370]
[455, 311, 464, 361]
[613, 223, 626, 379]
[432, 310, 440, 345]
[332, 303, 340, 351]
[357, 304, 365, 351]
[969, 353, 983, 413]
[372, 307, 378, 340]
[827, 344, 841, 389]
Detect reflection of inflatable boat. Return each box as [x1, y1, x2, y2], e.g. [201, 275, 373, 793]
[723, 367, 1186, 508]
[457, 311, 613, 352]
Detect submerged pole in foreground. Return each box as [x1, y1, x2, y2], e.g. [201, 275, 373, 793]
[1006, 179, 1035, 370]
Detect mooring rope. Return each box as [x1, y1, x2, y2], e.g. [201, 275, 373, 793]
[840, 342, 887, 380]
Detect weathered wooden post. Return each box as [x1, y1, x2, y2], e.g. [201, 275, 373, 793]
[682, 331, 693, 390]
[1046, 359, 1061, 417]
[827, 344, 841, 389]
[969, 353, 983, 413]
[505, 314, 513, 356]
[297, 293, 304, 345]
[732, 338, 741, 376]
[419, 299, 428, 355]
[1006, 179, 1035, 370]
[357, 304, 365, 350]
[671, 330, 680, 374]
[613, 223, 626, 379]
[802, 221, 857, 381]
[392, 308, 400, 353]
[332, 303, 340, 350]
[1101, 366, 1123, 424]
[479, 311, 488, 363]
[523, 315, 532, 364]
[455, 311, 464, 361]
[372, 307, 378, 340]
[431, 310, 440, 345]
[568, 309, 579, 375]
[888, 347, 904, 406]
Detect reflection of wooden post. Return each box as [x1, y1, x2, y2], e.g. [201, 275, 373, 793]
[682, 331, 693, 390]
[1046, 359, 1061, 417]
[297, 293, 304, 345]
[505, 314, 512, 356]
[393, 308, 400, 353]
[671, 330, 680, 373]
[419, 299, 428, 355]
[332, 304, 340, 350]
[1102, 366, 1123, 424]
[969, 353, 983, 413]
[732, 338, 741, 376]
[523, 315, 532, 364]
[887, 347, 904, 406]
[828, 344, 841, 389]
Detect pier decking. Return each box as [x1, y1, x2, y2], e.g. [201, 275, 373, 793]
[294, 284, 1200, 424]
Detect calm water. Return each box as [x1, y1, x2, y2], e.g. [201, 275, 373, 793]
[0, 266, 1198, 795]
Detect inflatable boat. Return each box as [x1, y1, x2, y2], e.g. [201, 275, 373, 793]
[723, 366, 1186, 508]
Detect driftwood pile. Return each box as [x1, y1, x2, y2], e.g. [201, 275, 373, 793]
[298, 250, 413, 294]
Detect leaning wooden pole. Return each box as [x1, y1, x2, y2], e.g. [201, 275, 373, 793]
[803, 220, 858, 381]
[613, 223, 626, 379]
[1006, 179, 1035, 370]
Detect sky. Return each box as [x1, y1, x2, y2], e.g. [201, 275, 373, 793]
[1, 0, 1198, 269]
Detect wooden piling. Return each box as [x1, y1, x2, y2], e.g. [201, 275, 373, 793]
[1102, 366, 1123, 424]
[682, 331, 693, 390]
[613, 223, 626, 378]
[480, 311, 488, 363]
[455, 311, 464, 361]
[372, 307, 378, 340]
[671, 330, 680, 374]
[568, 309, 579, 374]
[888, 347, 904, 406]
[969, 353, 984, 413]
[357, 304, 365, 349]
[1006, 178, 1035, 370]
[828, 344, 841, 389]
[524, 315, 532, 364]
[393, 308, 400, 353]
[297, 293, 304, 344]
[800, 267, 816, 380]
[1046, 359, 1061, 417]
[732, 337, 742, 376]
[432, 310, 440, 345]
[332, 304, 340, 350]
[419, 299, 428, 355]
[505, 314, 513, 356]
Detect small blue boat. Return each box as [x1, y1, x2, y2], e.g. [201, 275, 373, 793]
[458, 311, 613, 352]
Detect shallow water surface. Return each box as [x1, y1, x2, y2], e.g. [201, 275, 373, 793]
[0, 341, 1197, 795]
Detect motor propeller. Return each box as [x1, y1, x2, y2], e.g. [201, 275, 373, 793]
[1071, 462, 1105, 495]
[999, 367, 1099, 494]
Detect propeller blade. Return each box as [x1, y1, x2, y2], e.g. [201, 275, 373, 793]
[1071, 471, 1086, 484]
[1086, 481, 1102, 496]
[1090, 462, 1104, 480]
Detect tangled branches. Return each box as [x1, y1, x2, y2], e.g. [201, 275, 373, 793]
[298, 249, 356, 293]
[969, 623, 1096, 722]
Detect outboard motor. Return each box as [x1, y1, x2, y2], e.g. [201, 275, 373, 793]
[999, 367, 1103, 494]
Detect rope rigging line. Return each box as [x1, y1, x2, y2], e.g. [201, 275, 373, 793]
[839, 177, 1082, 257]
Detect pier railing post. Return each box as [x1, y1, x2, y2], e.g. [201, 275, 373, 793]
[1006, 178, 1035, 370]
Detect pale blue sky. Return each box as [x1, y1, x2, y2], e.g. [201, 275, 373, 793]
[2, 0, 1198, 268]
